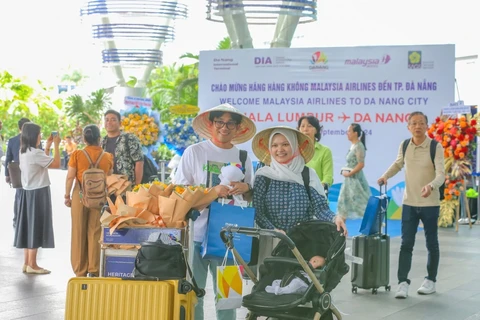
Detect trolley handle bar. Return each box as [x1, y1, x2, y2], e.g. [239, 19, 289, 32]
[220, 226, 296, 249]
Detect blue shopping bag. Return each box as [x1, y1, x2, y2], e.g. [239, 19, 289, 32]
[202, 201, 256, 263]
[359, 194, 388, 235]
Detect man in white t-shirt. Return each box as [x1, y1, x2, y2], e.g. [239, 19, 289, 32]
[175, 103, 256, 320]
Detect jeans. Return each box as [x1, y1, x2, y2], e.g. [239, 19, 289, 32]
[398, 205, 440, 284]
[193, 242, 236, 320]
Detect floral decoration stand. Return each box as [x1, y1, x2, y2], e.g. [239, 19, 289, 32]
[428, 111, 480, 230]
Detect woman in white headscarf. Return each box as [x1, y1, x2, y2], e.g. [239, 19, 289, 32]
[252, 127, 347, 234]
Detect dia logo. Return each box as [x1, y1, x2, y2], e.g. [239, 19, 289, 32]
[254, 57, 272, 64]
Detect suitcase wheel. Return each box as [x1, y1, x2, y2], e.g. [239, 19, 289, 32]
[372, 288, 378, 295]
[351, 286, 357, 294]
[386, 285, 391, 292]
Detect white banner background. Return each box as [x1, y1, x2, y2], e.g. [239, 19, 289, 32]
[198, 45, 455, 204]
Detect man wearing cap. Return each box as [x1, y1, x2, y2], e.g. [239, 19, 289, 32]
[175, 103, 256, 320]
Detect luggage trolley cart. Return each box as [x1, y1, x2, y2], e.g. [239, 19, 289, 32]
[100, 225, 191, 278]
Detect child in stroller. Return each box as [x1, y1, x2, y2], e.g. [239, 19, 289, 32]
[265, 255, 325, 295]
[220, 220, 349, 320]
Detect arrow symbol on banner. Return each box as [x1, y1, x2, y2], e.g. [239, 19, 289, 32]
[338, 113, 351, 123]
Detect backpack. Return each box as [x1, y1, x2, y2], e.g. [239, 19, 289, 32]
[401, 139, 445, 200]
[80, 150, 107, 209]
[239, 149, 247, 179]
[141, 155, 159, 184]
[124, 134, 158, 184]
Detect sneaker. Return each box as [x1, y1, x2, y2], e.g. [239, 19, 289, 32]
[395, 281, 409, 299]
[417, 279, 436, 295]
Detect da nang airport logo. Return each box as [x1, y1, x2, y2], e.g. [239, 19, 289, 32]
[408, 51, 422, 69]
[309, 51, 329, 70]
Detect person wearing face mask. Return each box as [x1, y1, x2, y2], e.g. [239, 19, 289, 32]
[298, 116, 334, 191]
[175, 103, 256, 320]
[337, 123, 371, 220]
[252, 126, 347, 235]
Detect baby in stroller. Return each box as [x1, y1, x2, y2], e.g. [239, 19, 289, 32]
[265, 255, 325, 295]
[221, 220, 349, 320]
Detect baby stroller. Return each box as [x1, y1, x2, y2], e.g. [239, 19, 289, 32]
[220, 220, 349, 320]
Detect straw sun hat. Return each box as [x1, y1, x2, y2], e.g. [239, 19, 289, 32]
[252, 126, 315, 165]
[192, 103, 256, 144]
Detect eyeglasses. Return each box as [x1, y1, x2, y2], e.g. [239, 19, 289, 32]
[214, 120, 237, 130]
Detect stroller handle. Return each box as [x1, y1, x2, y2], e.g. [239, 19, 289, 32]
[220, 226, 296, 249]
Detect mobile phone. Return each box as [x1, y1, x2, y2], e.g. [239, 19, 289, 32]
[51, 131, 58, 137]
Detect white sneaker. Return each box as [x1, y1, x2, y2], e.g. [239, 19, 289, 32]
[395, 281, 409, 299]
[417, 279, 436, 295]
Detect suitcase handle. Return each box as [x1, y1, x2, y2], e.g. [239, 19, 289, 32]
[378, 182, 388, 236]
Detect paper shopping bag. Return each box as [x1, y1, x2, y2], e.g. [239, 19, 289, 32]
[359, 194, 388, 235]
[202, 202, 255, 262]
[215, 265, 243, 310]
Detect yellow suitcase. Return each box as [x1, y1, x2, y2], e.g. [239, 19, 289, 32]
[65, 277, 197, 320]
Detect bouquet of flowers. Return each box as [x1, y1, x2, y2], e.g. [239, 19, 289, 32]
[443, 174, 464, 201]
[121, 106, 161, 147]
[428, 114, 480, 227]
[102, 182, 218, 232]
[162, 117, 202, 156]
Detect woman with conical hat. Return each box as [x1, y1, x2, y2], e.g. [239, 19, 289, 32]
[252, 126, 347, 234]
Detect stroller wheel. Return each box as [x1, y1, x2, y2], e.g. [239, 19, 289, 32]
[372, 288, 378, 295]
[386, 285, 391, 291]
[245, 312, 257, 320]
[351, 286, 357, 294]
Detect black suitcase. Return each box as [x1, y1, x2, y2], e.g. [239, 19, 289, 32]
[351, 184, 391, 294]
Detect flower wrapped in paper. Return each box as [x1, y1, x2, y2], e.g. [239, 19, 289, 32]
[158, 186, 219, 227]
[102, 182, 218, 232]
[106, 174, 132, 196]
[101, 196, 151, 235]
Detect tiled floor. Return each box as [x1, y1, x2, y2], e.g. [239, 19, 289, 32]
[1, 170, 480, 319]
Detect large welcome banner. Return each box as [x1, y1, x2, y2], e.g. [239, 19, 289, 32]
[198, 45, 455, 216]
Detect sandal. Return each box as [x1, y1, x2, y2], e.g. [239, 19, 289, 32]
[26, 266, 51, 274]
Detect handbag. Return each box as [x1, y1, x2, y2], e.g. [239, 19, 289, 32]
[7, 162, 22, 189]
[202, 201, 255, 262]
[133, 241, 186, 279]
[359, 193, 389, 235]
[216, 249, 243, 310]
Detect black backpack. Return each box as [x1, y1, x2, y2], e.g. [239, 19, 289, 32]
[402, 139, 445, 200]
[141, 155, 158, 183]
[124, 134, 158, 184]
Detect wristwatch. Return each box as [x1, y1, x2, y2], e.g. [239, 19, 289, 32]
[429, 184, 434, 191]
